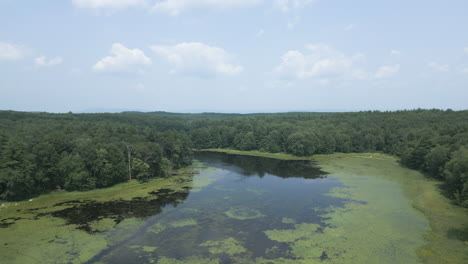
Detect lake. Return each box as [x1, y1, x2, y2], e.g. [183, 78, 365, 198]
[0, 151, 440, 263]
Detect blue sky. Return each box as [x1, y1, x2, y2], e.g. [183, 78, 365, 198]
[1, 0, 467, 113]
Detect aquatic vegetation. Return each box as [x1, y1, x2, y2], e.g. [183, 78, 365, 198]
[259, 154, 430, 263]
[148, 222, 166, 234]
[314, 153, 468, 264]
[1, 151, 466, 264]
[157, 256, 220, 264]
[264, 223, 320, 243]
[200, 237, 247, 256]
[231, 256, 318, 264]
[169, 218, 197, 228]
[0, 215, 108, 264]
[0, 167, 196, 264]
[88, 218, 117, 233]
[128, 244, 158, 253]
[225, 206, 265, 220]
[281, 217, 296, 224]
[191, 174, 219, 192]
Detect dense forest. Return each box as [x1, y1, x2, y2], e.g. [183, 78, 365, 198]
[0, 111, 193, 200]
[0, 109, 467, 206]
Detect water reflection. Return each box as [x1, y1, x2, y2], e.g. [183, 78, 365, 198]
[4, 152, 347, 264]
[92, 152, 344, 264]
[195, 151, 327, 179]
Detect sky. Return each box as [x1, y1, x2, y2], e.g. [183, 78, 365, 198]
[1, 0, 468, 113]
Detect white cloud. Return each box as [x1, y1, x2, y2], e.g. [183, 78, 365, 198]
[152, 0, 262, 15]
[374, 64, 400, 79]
[428, 61, 449, 72]
[151, 42, 243, 76]
[274, 0, 316, 13]
[462, 67, 468, 74]
[152, 0, 316, 15]
[0, 41, 27, 61]
[464, 47, 468, 55]
[93, 43, 151, 73]
[390, 49, 401, 56]
[274, 50, 308, 78]
[274, 44, 400, 81]
[344, 24, 354, 31]
[72, 0, 148, 9]
[35, 56, 63, 66]
[274, 44, 365, 80]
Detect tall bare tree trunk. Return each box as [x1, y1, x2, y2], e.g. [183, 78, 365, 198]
[127, 145, 132, 181]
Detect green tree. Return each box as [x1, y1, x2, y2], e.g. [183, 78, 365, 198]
[444, 147, 468, 206]
[424, 145, 450, 178]
[132, 157, 150, 181]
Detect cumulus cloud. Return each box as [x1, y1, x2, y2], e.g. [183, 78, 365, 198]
[150, 42, 243, 76]
[93, 43, 151, 73]
[374, 64, 400, 79]
[428, 61, 449, 72]
[35, 56, 63, 66]
[273, 44, 366, 80]
[273, 44, 400, 82]
[0, 41, 27, 61]
[152, 0, 262, 15]
[72, 0, 148, 9]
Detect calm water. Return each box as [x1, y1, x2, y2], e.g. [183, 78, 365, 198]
[72, 152, 349, 263]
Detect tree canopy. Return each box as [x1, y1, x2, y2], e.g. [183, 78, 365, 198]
[1, 109, 467, 206]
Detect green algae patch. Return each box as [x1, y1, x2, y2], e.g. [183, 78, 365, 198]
[169, 218, 197, 228]
[225, 206, 265, 220]
[313, 153, 468, 264]
[231, 256, 321, 264]
[200, 237, 247, 256]
[157, 256, 220, 264]
[0, 165, 196, 264]
[264, 223, 320, 243]
[192, 160, 217, 174]
[88, 218, 117, 233]
[148, 222, 167, 234]
[281, 217, 296, 224]
[293, 154, 430, 263]
[143, 246, 158, 252]
[3, 151, 466, 264]
[191, 174, 218, 191]
[0, 215, 108, 264]
[105, 218, 146, 246]
[128, 244, 158, 253]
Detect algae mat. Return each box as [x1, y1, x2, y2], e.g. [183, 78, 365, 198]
[1, 152, 466, 263]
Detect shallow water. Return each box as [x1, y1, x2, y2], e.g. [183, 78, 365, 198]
[0, 152, 433, 264]
[88, 152, 348, 263]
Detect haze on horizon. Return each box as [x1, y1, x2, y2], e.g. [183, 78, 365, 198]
[1, 0, 468, 113]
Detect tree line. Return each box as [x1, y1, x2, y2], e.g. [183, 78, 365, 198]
[188, 109, 468, 206]
[1, 109, 467, 206]
[0, 111, 192, 201]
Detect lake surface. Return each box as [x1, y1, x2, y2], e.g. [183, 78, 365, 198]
[0, 152, 434, 264]
[88, 151, 349, 263]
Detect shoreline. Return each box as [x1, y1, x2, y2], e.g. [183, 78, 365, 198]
[199, 149, 468, 263]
